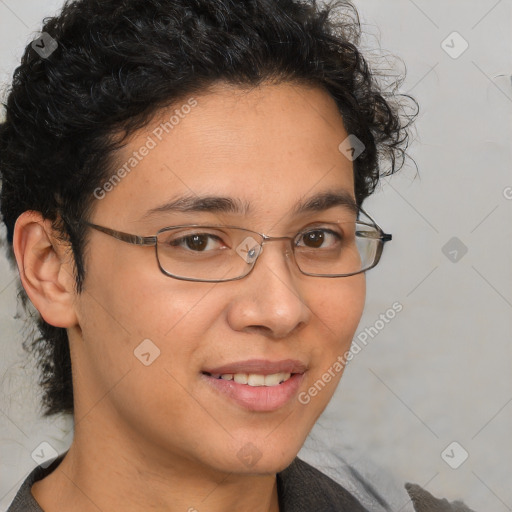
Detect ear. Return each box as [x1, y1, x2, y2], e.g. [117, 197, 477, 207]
[13, 211, 79, 328]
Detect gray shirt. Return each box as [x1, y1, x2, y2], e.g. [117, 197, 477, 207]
[6, 452, 475, 511]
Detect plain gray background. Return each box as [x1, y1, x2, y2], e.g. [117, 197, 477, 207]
[1, 1, 511, 511]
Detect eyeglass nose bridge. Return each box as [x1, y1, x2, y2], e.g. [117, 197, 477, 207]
[236, 233, 295, 266]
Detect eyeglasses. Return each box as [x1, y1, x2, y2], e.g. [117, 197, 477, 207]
[84, 208, 391, 282]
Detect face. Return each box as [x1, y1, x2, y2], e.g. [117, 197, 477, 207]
[71, 82, 366, 475]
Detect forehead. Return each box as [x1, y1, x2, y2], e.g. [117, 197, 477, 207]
[95, 82, 355, 226]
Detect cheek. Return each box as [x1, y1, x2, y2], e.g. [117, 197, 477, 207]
[302, 275, 366, 408]
[73, 258, 226, 428]
[80, 242, 217, 336]
[312, 274, 366, 349]
[75, 252, 228, 391]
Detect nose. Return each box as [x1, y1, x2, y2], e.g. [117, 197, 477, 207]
[226, 239, 311, 339]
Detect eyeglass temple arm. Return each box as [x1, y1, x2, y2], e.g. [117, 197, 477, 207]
[85, 215, 391, 245]
[84, 222, 157, 246]
[358, 207, 392, 242]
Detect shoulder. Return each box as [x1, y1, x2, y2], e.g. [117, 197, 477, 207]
[8, 452, 475, 512]
[405, 482, 477, 512]
[277, 457, 477, 512]
[277, 456, 370, 511]
[6, 453, 66, 512]
[12, 454, 368, 512]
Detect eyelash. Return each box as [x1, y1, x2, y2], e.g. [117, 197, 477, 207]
[167, 227, 344, 252]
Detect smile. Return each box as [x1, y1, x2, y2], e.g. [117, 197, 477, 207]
[200, 371, 306, 412]
[202, 372, 292, 387]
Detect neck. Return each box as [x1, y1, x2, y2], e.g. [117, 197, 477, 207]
[31, 421, 281, 512]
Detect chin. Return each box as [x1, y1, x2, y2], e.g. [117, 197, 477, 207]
[210, 439, 303, 476]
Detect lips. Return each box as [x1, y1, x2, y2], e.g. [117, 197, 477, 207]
[202, 358, 307, 376]
[200, 359, 308, 411]
[201, 372, 305, 411]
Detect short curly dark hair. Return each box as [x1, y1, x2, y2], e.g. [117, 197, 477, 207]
[0, 0, 417, 418]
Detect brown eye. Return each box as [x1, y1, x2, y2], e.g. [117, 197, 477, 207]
[165, 232, 225, 252]
[297, 228, 343, 250]
[184, 234, 209, 251]
[302, 230, 325, 248]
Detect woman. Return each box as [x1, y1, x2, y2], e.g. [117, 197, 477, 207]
[1, 0, 474, 510]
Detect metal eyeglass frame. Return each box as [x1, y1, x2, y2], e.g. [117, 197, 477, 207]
[83, 208, 392, 282]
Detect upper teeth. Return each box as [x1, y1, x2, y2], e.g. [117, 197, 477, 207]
[210, 372, 292, 386]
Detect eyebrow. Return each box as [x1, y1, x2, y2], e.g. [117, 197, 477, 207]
[143, 190, 359, 218]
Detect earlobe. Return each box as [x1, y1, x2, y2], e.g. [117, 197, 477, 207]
[13, 211, 78, 328]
